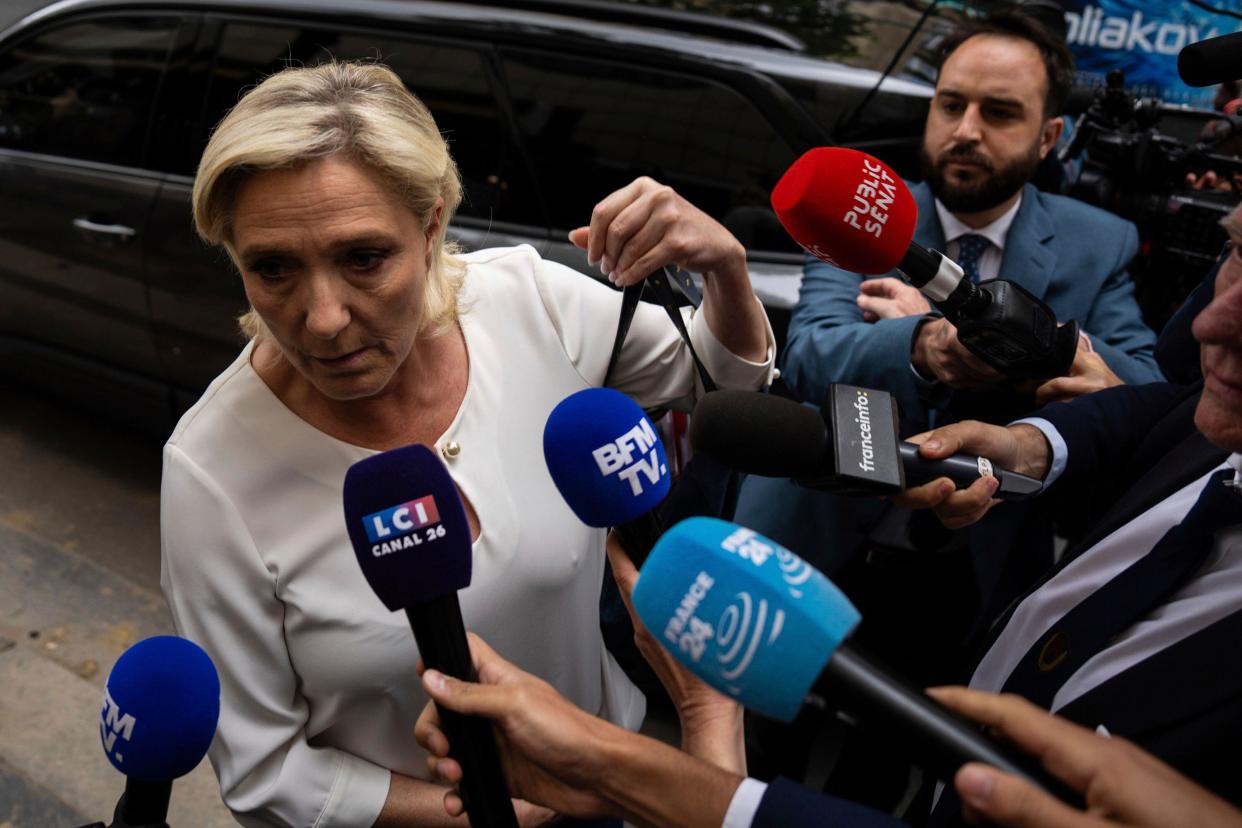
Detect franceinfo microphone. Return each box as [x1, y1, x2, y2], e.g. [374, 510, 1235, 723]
[79, 636, 220, 828]
[544, 387, 671, 565]
[772, 146, 1079, 379]
[343, 445, 519, 828]
[690, 388, 1043, 499]
[631, 518, 1071, 798]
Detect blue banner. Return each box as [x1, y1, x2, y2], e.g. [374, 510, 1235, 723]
[1063, 1, 1242, 106]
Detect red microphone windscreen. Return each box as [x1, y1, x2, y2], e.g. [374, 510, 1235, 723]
[771, 147, 918, 275]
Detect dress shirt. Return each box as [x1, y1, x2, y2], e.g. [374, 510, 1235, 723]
[722, 777, 767, 828]
[933, 196, 1022, 282]
[971, 422, 1242, 713]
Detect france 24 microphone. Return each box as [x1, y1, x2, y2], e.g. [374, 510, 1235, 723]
[543, 387, 671, 565]
[80, 636, 220, 828]
[343, 446, 519, 828]
[690, 388, 1042, 499]
[771, 146, 1079, 379]
[631, 518, 1072, 799]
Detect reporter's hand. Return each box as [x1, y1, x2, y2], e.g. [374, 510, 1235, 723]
[568, 177, 747, 289]
[857, 277, 932, 321]
[1034, 337, 1123, 404]
[893, 422, 1050, 529]
[606, 533, 745, 772]
[415, 634, 616, 821]
[913, 317, 1005, 388]
[928, 687, 1242, 828]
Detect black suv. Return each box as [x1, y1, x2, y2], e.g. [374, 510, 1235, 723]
[0, 0, 931, 431]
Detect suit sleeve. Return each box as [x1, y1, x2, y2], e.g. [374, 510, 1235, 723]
[1026, 381, 1196, 488]
[748, 777, 911, 828]
[781, 254, 929, 416]
[1080, 221, 1163, 385]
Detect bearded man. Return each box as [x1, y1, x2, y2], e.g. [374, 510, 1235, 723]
[735, 10, 1166, 791]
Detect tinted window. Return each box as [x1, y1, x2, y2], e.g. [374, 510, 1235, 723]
[500, 49, 798, 253]
[198, 21, 532, 224]
[0, 16, 177, 166]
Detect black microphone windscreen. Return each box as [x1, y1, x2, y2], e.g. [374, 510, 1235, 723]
[689, 390, 829, 478]
[1179, 32, 1242, 88]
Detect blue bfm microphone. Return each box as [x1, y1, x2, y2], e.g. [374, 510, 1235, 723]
[79, 636, 220, 828]
[343, 445, 518, 828]
[632, 518, 1072, 798]
[543, 387, 671, 564]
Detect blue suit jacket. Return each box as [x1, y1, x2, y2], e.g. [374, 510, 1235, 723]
[752, 777, 909, 828]
[737, 182, 1164, 581]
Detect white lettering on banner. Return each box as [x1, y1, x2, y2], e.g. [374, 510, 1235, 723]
[720, 527, 775, 565]
[855, 390, 876, 473]
[842, 158, 898, 240]
[664, 571, 717, 661]
[1065, 5, 1225, 55]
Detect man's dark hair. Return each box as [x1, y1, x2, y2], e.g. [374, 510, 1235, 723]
[938, 10, 1075, 119]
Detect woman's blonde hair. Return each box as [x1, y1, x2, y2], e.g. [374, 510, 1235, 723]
[192, 61, 465, 339]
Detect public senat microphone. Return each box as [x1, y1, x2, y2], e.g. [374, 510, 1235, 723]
[771, 146, 1078, 379]
[543, 387, 671, 565]
[631, 518, 1073, 799]
[79, 636, 220, 828]
[690, 388, 1043, 499]
[343, 446, 519, 828]
[1178, 31, 1242, 88]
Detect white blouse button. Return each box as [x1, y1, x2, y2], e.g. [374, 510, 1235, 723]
[441, 440, 461, 459]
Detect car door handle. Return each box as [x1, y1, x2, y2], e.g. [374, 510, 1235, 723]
[73, 217, 137, 241]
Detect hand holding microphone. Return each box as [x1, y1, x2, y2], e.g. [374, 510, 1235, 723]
[772, 146, 1079, 380]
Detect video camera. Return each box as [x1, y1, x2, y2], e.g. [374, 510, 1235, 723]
[1058, 46, 1242, 330]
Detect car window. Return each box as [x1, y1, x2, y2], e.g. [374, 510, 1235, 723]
[0, 15, 178, 167]
[498, 48, 800, 255]
[196, 20, 532, 224]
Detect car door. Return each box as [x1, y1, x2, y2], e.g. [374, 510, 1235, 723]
[143, 14, 545, 405]
[0, 12, 182, 384]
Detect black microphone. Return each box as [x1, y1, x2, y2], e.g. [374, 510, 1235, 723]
[1178, 31, 1242, 88]
[690, 388, 1043, 499]
[343, 445, 519, 828]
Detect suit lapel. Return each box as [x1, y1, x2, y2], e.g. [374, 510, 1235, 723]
[997, 185, 1056, 298]
[910, 181, 946, 253]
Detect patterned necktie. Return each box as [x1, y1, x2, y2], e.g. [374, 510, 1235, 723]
[955, 233, 991, 283]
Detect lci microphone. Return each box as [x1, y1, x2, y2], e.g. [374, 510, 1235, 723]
[79, 636, 220, 828]
[771, 146, 1078, 380]
[342, 445, 519, 828]
[631, 518, 1073, 800]
[543, 387, 671, 565]
[690, 388, 1043, 499]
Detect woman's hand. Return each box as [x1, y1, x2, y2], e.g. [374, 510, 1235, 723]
[569, 177, 746, 288]
[606, 533, 746, 772]
[930, 687, 1242, 828]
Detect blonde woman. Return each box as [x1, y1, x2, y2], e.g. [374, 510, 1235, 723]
[160, 61, 772, 827]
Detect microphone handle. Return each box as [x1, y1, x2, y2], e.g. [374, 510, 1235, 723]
[613, 509, 664, 568]
[114, 778, 171, 828]
[898, 443, 1043, 501]
[817, 646, 1078, 804]
[407, 596, 520, 828]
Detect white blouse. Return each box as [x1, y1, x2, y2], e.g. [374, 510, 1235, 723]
[160, 246, 774, 828]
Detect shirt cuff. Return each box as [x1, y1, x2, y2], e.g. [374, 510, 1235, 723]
[721, 777, 767, 828]
[1009, 417, 1068, 488]
[688, 297, 776, 391]
[318, 753, 393, 828]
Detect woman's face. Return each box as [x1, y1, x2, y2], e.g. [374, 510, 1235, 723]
[231, 155, 442, 401]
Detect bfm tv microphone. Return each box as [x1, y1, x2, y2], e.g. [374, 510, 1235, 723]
[631, 518, 1072, 799]
[690, 388, 1043, 499]
[79, 636, 220, 828]
[771, 146, 1079, 379]
[343, 445, 519, 828]
[543, 387, 671, 565]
